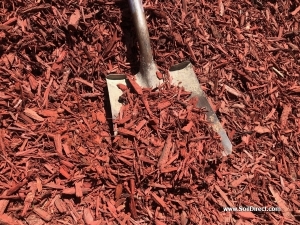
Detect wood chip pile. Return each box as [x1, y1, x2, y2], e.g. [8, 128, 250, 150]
[0, 0, 300, 224]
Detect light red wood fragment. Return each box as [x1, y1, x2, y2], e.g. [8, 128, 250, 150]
[23, 108, 44, 122]
[181, 120, 194, 132]
[96, 111, 106, 123]
[157, 100, 171, 110]
[38, 109, 58, 117]
[28, 75, 38, 90]
[0, 214, 22, 225]
[155, 220, 167, 225]
[21, 192, 35, 217]
[156, 71, 164, 79]
[151, 192, 172, 215]
[7, 179, 28, 196]
[62, 143, 71, 157]
[116, 155, 133, 166]
[231, 175, 247, 188]
[83, 208, 94, 224]
[254, 126, 271, 134]
[0, 191, 9, 214]
[115, 183, 123, 200]
[44, 164, 55, 174]
[60, 160, 75, 168]
[118, 115, 131, 124]
[142, 96, 155, 117]
[224, 84, 242, 97]
[53, 134, 63, 156]
[59, 166, 71, 179]
[62, 187, 91, 195]
[160, 166, 178, 174]
[181, 210, 188, 225]
[280, 104, 291, 128]
[77, 146, 88, 155]
[118, 128, 136, 137]
[75, 182, 83, 198]
[117, 83, 128, 91]
[139, 156, 156, 165]
[126, 75, 143, 95]
[129, 179, 138, 219]
[55, 49, 67, 63]
[236, 211, 256, 219]
[158, 134, 172, 169]
[68, 9, 81, 30]
[74, 77, 94, 88]
[42, 77, 53, 108]
[33, 207, 52, 222]
[54, 198, 67, 213]
[291, 5, 300, 16]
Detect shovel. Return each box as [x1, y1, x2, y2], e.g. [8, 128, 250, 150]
[106, 0, 232, 156]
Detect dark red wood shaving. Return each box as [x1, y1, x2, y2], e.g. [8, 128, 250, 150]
[0, 0, 300, 224]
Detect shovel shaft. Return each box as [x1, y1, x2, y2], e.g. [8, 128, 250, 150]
[129, 0, 156, 74]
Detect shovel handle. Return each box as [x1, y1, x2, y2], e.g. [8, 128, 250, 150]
[128, 0, 155, 72]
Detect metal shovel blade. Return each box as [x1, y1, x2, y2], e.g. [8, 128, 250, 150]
[169, 61, 232, 156]
[106, 0, 232, 156]
[106, 62, 159, 120]
[106, 74, 127, 120]
[106, 64, 232, 156]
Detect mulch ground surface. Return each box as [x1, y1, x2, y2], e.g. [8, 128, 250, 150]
[0, 0, 300, 224]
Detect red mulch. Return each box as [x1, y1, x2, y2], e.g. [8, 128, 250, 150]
[0, 0, 300, 224]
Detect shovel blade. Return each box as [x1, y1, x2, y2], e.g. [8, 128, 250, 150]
[106, 61, 232, 156]
[106, 63, 159, 120]
[106, 74, 127, 120]
[169, 61, 232, 156]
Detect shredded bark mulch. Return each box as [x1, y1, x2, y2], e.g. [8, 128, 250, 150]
[0, 0, 300, 224]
